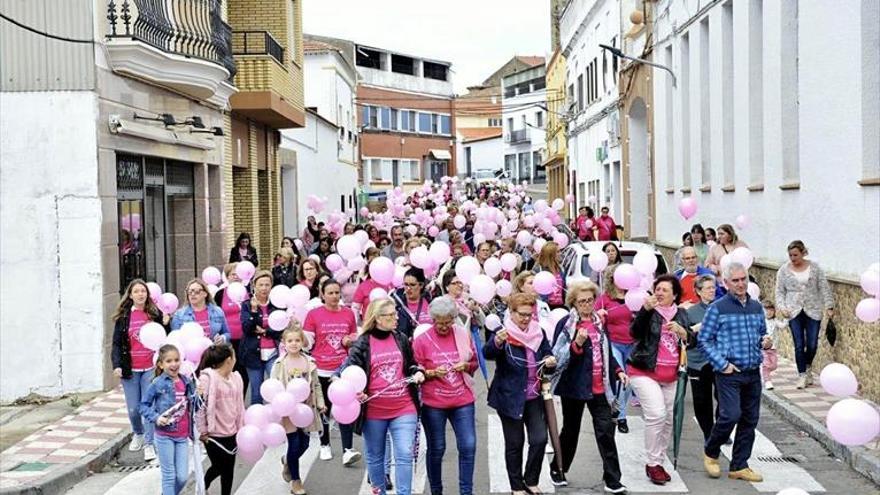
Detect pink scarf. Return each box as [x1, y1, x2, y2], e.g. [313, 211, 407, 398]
[503, 316, 544, 353]
[655, 303, 678, 322]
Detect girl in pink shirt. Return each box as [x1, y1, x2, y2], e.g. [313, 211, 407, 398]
[214, 263, 249, 399]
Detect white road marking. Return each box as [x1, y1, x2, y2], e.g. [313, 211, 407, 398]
[613, 416, 689, 492]
[235, 433, 320, 494]
[103, 442, 206, 495]
[358, 429, 427, 494]
[487, 412, 555, 494]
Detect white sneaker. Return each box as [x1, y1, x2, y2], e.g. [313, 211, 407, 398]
[342, 448, 362, 466]
[805, 369, 814, 386]
[765, 381, 774, 390]
[796, 374, 807, 389]
[128, 434, 144, 451]
[319, 445, 332, 461]
[143, 445, 156, 462]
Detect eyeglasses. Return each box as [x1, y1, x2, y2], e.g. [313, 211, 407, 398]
[187, 288, 205, 295]
[576, 297, 595, 305]
[513, 311, 533, 319]
[379, 312, 398, 318]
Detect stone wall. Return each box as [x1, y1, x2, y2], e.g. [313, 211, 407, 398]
[656, 244, 880, 403]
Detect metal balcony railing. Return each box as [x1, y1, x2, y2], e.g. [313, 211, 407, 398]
[508, 128, 530, 144]
[231, 31, 285, 66]
[107, 0, 236, 78]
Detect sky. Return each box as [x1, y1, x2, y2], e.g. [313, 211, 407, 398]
[302, 0, 551, 93]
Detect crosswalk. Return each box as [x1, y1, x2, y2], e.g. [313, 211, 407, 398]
[97, 411, 826, 494]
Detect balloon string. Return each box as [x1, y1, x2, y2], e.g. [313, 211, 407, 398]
[360, 376, 415, 403]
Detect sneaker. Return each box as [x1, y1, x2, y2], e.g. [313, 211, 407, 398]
[527, 486, 542, 494]
[289, 479, 307, 495]
[604, 481, 628, 493]
[796, 374, 807, 389]
[282, 456, 291, 482]
[550, 469, 568, 486]
[319, 445, 332, 461]
[143, 444, 156, 462]
[703, 454, 721, 478]
[617, 419, 629, 434]
[128, 434, 144, 451]
[728, 467, 763, 482]
[805, 369, 814, 386]
[645, 464, 667, 485]
[342, 448, 362, 467]
[764, 381, 774, 390]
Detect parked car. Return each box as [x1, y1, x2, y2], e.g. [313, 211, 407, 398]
[472, 169, 506, 185]
[561, 241, 668, 286]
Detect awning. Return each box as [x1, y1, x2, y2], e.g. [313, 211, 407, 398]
[428, 149, 452, 160]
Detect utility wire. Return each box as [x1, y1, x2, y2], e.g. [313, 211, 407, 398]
[0, 12, 93, 44]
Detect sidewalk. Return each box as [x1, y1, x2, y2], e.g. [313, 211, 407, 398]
[0, 388, 130, 495]
[762, 357, 880, 486]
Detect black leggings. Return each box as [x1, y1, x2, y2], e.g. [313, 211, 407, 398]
[319, 376, 353, 449]
[204, 435, 237, 495]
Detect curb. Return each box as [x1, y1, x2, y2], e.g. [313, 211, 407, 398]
[762, 389, 880, 486]
[0, 431, 131, 495]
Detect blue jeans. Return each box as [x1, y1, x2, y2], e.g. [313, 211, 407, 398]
[610, 342, 634, 420]
[421, 404, 476, 495]
[705, 369, 762, 471]
[121, 369, 155, 445]
[363, 414, 418, 495]
[788, 311, 821, 374]
[286, 430, 310, 481]
[154, 434, 189, 495]
[246, 355, 277, 405]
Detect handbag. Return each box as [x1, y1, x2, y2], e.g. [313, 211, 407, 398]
[825, 318, 838, 346]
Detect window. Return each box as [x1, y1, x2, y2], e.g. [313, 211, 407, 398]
[611, 36, 618, 83]
[417, 112, 432, 133]
[680, 33, 691, 190]
[518, 152, 530, 181]
[380, 107, 391, 130]
[568, 83, 575, 109]
[363, 106, 378, 128]
[722, 1, 734, 189]
[368, 158, 393, 182]
[399, 159, 420, 182]
[465, 147, 472, 176]
[700, 18, 711, 188]
[400, 110, 413, 132]
[507, 117, 514, 132]
[504, 154, 516, 178]
[423, 61, 448, 81]
[521, 115, 527, 128]
[747, 0, 764, 187]
[535, 111, 544, 128]
[488, 118, 501, 126]
[533, 151, 546, 183]
[665, 45, 674, 191]
[431, 114, 439, 134]
[391, 54, 415, 75]
[439, 115, 451, 135]
[577, 74, 584, 111]
[586, 64, 592, 104]
[356, 47, 382, 69]
[390, 109, 398, 130]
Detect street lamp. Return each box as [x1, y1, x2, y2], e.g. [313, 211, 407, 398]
[599, 43, 677, 87]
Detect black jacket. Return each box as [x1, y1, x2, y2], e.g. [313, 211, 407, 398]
[343, 330, 424, 435]
[229, 246, 258, 267]
[240, 301, 282, 369]
[392, 289, 429, 339]
[111, 311, 168, 379]
[484, 328, 553, 420]
[627, 307, 696, 372]
[551, 315, 622, 401]
[272, 263, 297, 288]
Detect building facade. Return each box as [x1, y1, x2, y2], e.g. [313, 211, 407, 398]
[545, 47, 569, 211]
[502, 64, 548, 192]
[560, 0, 624, 221]
[458, 129, 504, 178]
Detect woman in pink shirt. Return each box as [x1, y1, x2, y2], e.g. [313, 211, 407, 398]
[533, 242, 567, 310]
[595, 266, 636, 434]
[352, 248, 391, 322]
[412, 296, 478, 495]
[213, 263, 249, 398]
[302, 279, 360, 465]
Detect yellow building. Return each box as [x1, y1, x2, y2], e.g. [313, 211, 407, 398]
[545, 47, 568, 212]
[226, 0, 305, 265]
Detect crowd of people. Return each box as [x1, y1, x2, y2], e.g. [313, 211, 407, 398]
[111, 178, 835, 495]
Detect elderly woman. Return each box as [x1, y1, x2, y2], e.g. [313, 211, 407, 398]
[627, 274, 694, 485]
[705, 224, 748, 276]
[685, 274, 721, 441]
[775, 240, 834, 389]
[549, 281, 628, 493]
[239, 270, 281, 405]
[392, 267, 432, 338]
[344, 299, 425, 495]
[441, 270, 486, 330]
[412, 297, 479, 495]
[595, 266, 636, 434]
[485, 293, 557, 495]
[272, 247, 297, 288]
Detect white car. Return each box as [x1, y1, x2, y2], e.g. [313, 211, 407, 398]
[561, 241, 669, 286]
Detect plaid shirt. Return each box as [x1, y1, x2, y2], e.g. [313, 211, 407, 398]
[698, 293, 766, 372]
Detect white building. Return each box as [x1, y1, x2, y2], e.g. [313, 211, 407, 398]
[560, 0, 624, 218]
[281, 37, 360, 235]
[502, 64, 548, 192]
[457, 128, 503, 177]
[651, 0, 879, 276]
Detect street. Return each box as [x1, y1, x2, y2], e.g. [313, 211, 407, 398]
[65, 367, 878, 495]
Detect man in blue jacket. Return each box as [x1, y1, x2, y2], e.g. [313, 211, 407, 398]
[698, 262, 771, 483]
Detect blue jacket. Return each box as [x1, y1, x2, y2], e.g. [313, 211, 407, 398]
[240, 302, 282, 369]
[139, 373, 197, 440]
[484, 329, 553, 420]
[551, 315, 622, 402]
[698, 293, 767, 372]
[170, 305, 230, 342]
[674, 266, 724, 299]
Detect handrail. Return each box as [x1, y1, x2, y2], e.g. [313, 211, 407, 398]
[231, 30, 285, 66]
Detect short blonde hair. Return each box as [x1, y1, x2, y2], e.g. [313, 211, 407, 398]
[512, 271, 535, 294]
[362, 298, 396, 334]
[223, 263, 237, 277]
[508, 293, 537, 313]
[566, 280, 599, 307]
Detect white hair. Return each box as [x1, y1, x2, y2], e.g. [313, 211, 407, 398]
[429, 295, 459, 319]
[723, 262, 747, 281]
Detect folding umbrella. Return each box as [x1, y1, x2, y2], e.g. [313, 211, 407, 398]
[672, 342, 689, 470]
[540, 379, 565, 474]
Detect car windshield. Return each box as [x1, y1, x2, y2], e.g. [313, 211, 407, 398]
[574, 251, 668, 279]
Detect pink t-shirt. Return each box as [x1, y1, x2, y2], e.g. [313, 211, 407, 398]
[303, 306, 357, 372]
[194, 308, 211, 338]
[412, 328, 475, 409]
[548, 272, 564, 306]
[595, 294, 634, 344]
[366, 335, 416, 420]
[577, 320, 604, 394]
[128, 309, 155, 370]
[162, 378, 190, 439]
[221, 291, 243, 340]
[353, 279, 390, 320]
[406, 299, 433, 325]
[258, 305, 275, 350]
[627, 327, 679, 383]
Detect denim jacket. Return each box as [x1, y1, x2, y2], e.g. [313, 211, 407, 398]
[139, 372, 197, 440]
[170, 304, 230, 343]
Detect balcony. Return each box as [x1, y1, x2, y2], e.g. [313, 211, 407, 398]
[105, 0, 236, 106]
[232, 31, 284, 66]
[506, 129, 530, 144]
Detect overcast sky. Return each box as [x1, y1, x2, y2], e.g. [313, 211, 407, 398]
[302, 0, 551, 93]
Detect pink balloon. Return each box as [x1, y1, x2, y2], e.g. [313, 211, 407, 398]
[369, 257, 395, 285]
[678, 197, 698, 220]
[428, 226, 440, 237]
[860, 269, 880, 297]
[179, 322, 206, 343]
[533, 271, 556, 296]
[337, 235, 361, 260]
[270, 391, 297, 417]
[455, 256, 481, 284]
[552, 232, 569, 249]
[820, 363, 858, 397]
[236, 261, 256, 281]
[496, 279, 513, 297]
[516, 230, 532, 247]
[551, 198, 564, 211]
[469, 274, 496, 304]
[290, 403, 315, 428]
[184, 336, 212, 364]
[354, 230, 370, 247]
[410, 246, 431, 269]
[238, 445, 265, 463]
[139, 322, 166, 351]
[565, 194, 575, 203]
[341, 365, 367, 392]
[360, 206, 370, 216]
[236, 424, 263, 452]
[826, 398, 880, 446]
[855, 298, 880, 323]
[483, 257, 502, 278]
[429, 242, 451, 265]
[268, 310, 291, 331]
[624, 290, 648, 311]
[533, 238, 547, 253]
[226, 282, 248, 303]
[392, 266, 406, 288]
[331, 400, 361, 425]
[260, 378, 286, 403]
[500, 253, 518, 272]
[485, 314, 502, 330]
[201, 266, 222, 286]
[347, 256, 367, 272]
[588, 248, 609, 272]
[260, 422, 287, 447]
[735, 214, 750, 230]
[269, 285, 290, 308]
[614, 264, 642, 290]
[326, 254, 344, 272]
[286, 377, 311, 403]
[147, 282, 162, 302]
[327, 379, 357, 405]
[244, 404, 271, 427]
[288, 285, 311, 309]
[453, 215, 466, 229]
